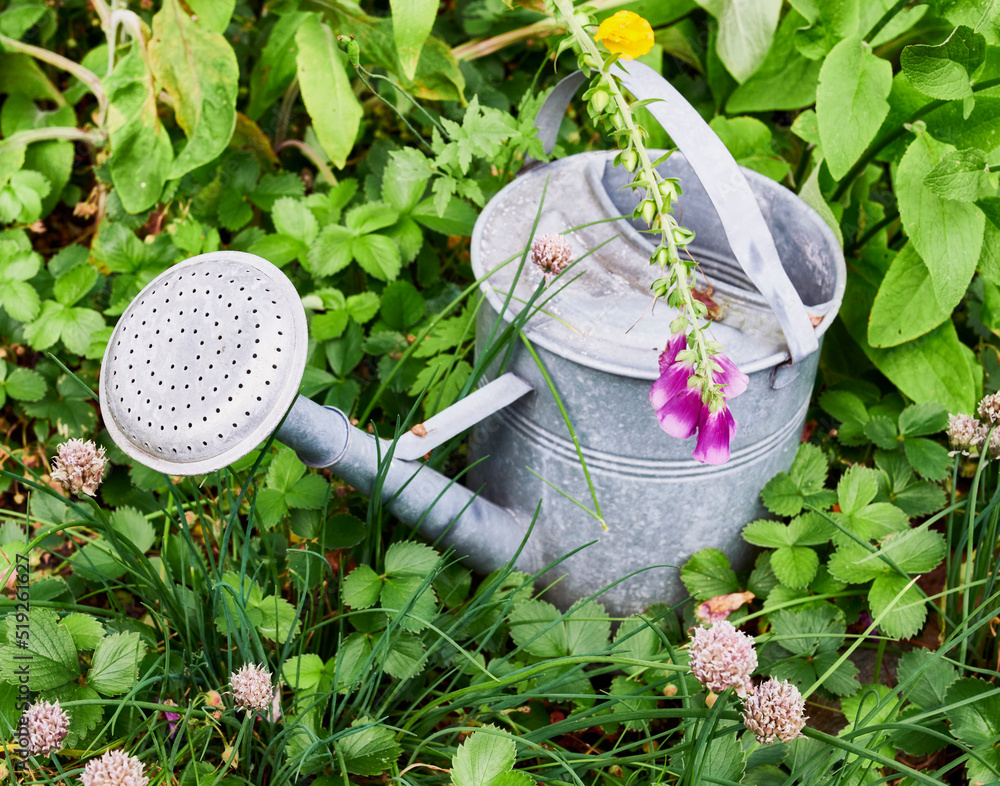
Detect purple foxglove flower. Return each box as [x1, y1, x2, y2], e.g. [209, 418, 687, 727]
[649, 333, 748, 464]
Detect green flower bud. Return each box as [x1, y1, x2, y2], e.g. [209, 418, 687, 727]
[653, 246, 670, 267]
[670, 316, 688, 334]
[641, 199, 657, 225]
[589, 86, 611, 114]
[621, 148, 638, 172]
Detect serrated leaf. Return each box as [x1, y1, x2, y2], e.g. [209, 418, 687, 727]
[770, 605, 846, 657]
[272, 197, 319, 246]
[743, 520, 795, 548]
[898, 402, 949, 437]
[680, 548, 739, 600]
[770, 546, 819, 589]
[452, 726, 516, 786]
[612, 616, 660, 677]
[331, 633, 372, 693]
[378, 631, 424, 679]
[343, 565, 382, 609]
[508, 599, 565, 658]
[903, 437, 951, 481]
[0, 609, 79, 690]
[946, 678, 1000, 747]
[346, 292, 380, 323]
[254, 594, 301, 642]
[4, 366, 45, 401]
[354, 233, 402, 282]
[864, 415, 899, 449]
[109, 506, 155, 553]
[837, 466, 880, 515]
[286, 474, 328, 510]
[869, 574, 926, 639]
[760, 474, 807, 517]
[923, 147, 994, 201]
[337, 720, 402, 776]
[897, 649, 957, 710]
[56, 614, 104, 653]
[88, 632, 145, 695]
[900, 25, 985, 100]
[384, 540, 439, 577]
[381, 572, 437, 632]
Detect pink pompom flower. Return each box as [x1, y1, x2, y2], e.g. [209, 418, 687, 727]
[649, 332, 748, 464]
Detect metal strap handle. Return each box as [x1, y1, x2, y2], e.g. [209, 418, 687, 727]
[530, 63, 819, 365]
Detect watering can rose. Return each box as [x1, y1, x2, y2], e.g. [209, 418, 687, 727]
[594, 11, 654, 60]
[649, 332, 748, 464]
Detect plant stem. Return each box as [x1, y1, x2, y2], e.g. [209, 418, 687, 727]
[274, 139, 338, 187]
[864, 0, 910, 44]
[0, 34, 107, 115]
[0, 127, 106, 151]
[550, 0, 715, 385]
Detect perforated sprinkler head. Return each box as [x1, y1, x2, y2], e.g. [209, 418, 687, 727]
[99, 251, 308, 475]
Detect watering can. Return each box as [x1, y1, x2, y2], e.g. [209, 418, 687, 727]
[99, 62, 845, 616]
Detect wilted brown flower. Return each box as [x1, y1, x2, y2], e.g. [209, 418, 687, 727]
[741, 678, 808, 744]
[51, 439, 107, 496]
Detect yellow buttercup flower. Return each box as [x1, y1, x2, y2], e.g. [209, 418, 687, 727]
[594, 11, 654, 60]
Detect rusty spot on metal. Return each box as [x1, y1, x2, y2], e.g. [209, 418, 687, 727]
[411, 423, 428, 437]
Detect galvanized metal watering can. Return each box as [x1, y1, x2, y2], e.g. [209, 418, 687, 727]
[99, 62, 845, 616]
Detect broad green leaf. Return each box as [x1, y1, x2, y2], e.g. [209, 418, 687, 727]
[742, 520, 794, 548]
[837, 466, 879, 515]
[900, 25, 985, 100]
[770, 605, 846, 656]
[412, 195, 478, 236]
[509, 600, 565, 658]
[53, 263, 97, 308]
[452, 726, 516, 786]
[346, 202, 400, 234]
[879, 528, 947, 573]
[346, 292, 380, 323]
[266, 446, 306, 492]
[0, 608, 79, 690]
[354, 233, 402, 281]
[247, 12, 309, 120]
[946, 678, 1000, 747]
[863, 415, 899, 449]
[693, 0, 782, 82]
[708, 116, 790, 180]
[923, 147, 994, 202]
[380, 280, 426, 331]
[390, 0, 438, 81]
[770, 545, 819, 588]
[869, 574, 926, 639]
[903, 436, 951, 481]
[4, 366, 45, 401]
[896, 649, 957, 710]
[380, 572, 437, 632]
[343, 565, 382, 609]
[695, 730, 745, 783]
[840, 683, 896, 761]
[337, 720, 402, 776]
[680, 548, 739, 600]
[286, 474, 328, 509]
[149, 0, 238, 179]
[307, 225, 354, 277]
[726, 10, 821, 112]
[868, 245, 953, 347]
[759, 443, 830, 516]
[272, 197, 319, 246]
[296, 15, 363, 169]
[186, 0, 235, 33]
[564, 600, 611, 656]
[897, 133, 984, 308]
[816, 37, 892, 180]
[327, 321, 365, 377]
[103, 46, 172, 213]
[60, 614, 105, 652]
[109, 506, 155, 553]
[612, 616, 661, 677]
[254, 594, 301, 641]
[384, 149, 431, 212]
[248, 233, 305, 268]
[378, 631, 424, 679]
[88, 632, 145, 695]
[331, 634, 372, 692]
[899, 403, 948, 437]
[385, 540, 439, 577]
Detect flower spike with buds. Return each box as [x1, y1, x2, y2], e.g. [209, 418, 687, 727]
[550, 0, 744, 463]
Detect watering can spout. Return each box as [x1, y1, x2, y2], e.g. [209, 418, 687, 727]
[275, 391, 543, 576]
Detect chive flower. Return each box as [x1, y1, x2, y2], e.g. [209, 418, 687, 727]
[80, 749, 149, 786]
[23, 699, 70, 757]
[741, 678, 808, 744]
[51, 438, 107, 496]
[530, 233, 573, 284]
[230, 663, 273, 713]
[688, 620, 757, 697]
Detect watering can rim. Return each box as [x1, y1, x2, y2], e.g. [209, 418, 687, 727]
[470, 62, 846, 380]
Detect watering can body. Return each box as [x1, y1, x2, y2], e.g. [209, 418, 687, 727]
[99, 62, 844, 619]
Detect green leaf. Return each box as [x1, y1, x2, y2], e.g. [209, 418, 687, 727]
[840, 683, 896, 761]
[378, 631, 424, 679]
[869, 574, 926, 639]
[385, 540, 439, 577]
[863, 415, 899, 450]
[896, 649, 957, 710]
[708, 116, 790, 180]
[868, 245, 953, 347]
[380, 572, 437, 632]
[307, 225, 354, 277]
[898, 402, 949, 437]
[770, 545, 819, 588]
[946, 678, 1000, 747]
[249, 233, 306, 268]
[343, 565, 382, 609]
[272, 197, 319, 246]
[103, 46, 172, 213]
[384, 149, 431, 213]
[837, 466, 879, 515]
[696, 731, 745, 783]
[254, 594, 301, 642]
[0, 608, 79, 690]
[286, 474, 328, 510]
[354, 234, 402, 281]
[186, 0, 234, 33]
[250, 172, 305, 212]
[742, 520, 795, 548]
[326, 321, 365, 377]
[390, 0, 438, 81]
[897, 133, 984, 308]
[680, 548, 739, 600]
[247, 12, 308, 120]
[380, 280, 426, 331]
[87, 632, 146, 695]
[880, 528, 947, 573]
[60, 614, 105, 652]
[770, 604, 846, 656]
[509, 600, 565, 658]
[296, 14, 363, 169]
[923, 147, 994, 202]
[108, 506, 155, 553]
[149, 0, 238, 179]
[346, 292, 380, 323]
[337, 720, 402, 776]
[346, 202, 400, 234]
[452, 726, 517, 786]
[726, 10, 822, 112]
[693, 0, 782, 82]
[900, 25, 985, 100]
[412, 195, 478, 236]
[563, 600, 611, 656]
[4, 366, 44, 401]
[760, 442, 830, 516]
[612, 616, 661, 677]
[817, 37, 892, 180]
[331, 634, 372, 693]
[903, 436, 951, 481]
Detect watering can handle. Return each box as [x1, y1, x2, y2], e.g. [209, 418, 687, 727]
[530, 64, 819, 366]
